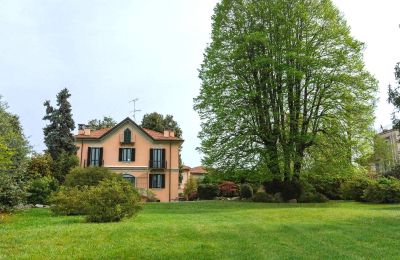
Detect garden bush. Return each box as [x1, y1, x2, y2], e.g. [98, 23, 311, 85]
[85, 178, 142, 222]
[218, 181, 239, 197]
[341, 175, 372, 202]
[240, 184, 253, 199]
[27, 176, 58, 205]
[198, 184, 219, 200]
[298, 181, 328, 203]
[263, 179, 303, 201]
[184, 176, 198, 201]
[252, 192, 275, 203]
[0, 172, 26, 213]
[49, 186, 87, 215]
[302, 174, 346, 200]
[64, 167, 118, 187]
[383, 165, 400, 179]
[363, 177, 400, 203]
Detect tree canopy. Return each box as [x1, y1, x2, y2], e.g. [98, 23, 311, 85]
[388, 63, 400, 129]
[43, 88, 77, 160]
[194, 0, 377, 181]
[87, 116, 117, 130]
[141, 112, 182, 138]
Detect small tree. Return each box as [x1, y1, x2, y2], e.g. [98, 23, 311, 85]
[183, 176, 198, 201]
[26, 153, 53, 179]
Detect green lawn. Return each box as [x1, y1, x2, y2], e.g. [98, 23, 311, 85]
[1, 201, 400, 259]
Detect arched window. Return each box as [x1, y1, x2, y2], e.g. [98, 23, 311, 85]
[124, 128, 131, 143]
[122, 173, 136, 186]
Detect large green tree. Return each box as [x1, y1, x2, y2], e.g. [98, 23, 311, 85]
[194, 0, 377, 181]
[87, 116, 117, 130]
[43, 88, 77, 160]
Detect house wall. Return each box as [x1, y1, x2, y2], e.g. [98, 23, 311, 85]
[75, 121, 181, 202]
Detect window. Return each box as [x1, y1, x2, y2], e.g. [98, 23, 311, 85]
[87, 147, 103, 166]
[119, 148, 135, 162]
[150, 148, 166, 168]
[122, 173, 136, 186]
[149, 174, 165, 189]
[124, 128, 131, 143]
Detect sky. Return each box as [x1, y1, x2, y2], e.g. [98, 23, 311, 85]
[1, 0, 400, 167]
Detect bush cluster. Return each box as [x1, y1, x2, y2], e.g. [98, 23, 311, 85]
[27, 176, 58, 205]
[50, 167, 142, 222]
[0, 172, 26, 213]
[198, 184, 219, 200]
[363, 177, 400, 203]
[340, 175, 372, 202]
[263, 179, 303, 201]
[252, 192, 275, 202]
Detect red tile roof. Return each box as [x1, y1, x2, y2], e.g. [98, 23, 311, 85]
[182, 165, 191, 171]
[190, 166, 206, 174]
[75, 125, 182, 141]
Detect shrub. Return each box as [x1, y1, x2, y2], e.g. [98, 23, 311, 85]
[263, 179, 303, 201]
[302, 174, 346, 200]
[26, 153, 53, 179]
[341, 175, 372, 202]
[252, 192, 275, 203]
[64, 167, 118, 187]
[27, 176, 58, 205]
[219, 181, 239, 197]
[85, 179, 142, 222]
[240, 184, 253, 199]
[363, 177, 400, 203]
[0, 172, 26, 213]
[198, 184, 219, 200]
[49, 186, 87, 215]
[188, 192, 198, 201]
[383, 165, 400, 179]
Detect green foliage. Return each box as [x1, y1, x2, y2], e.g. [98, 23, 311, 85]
[138, 188, 159, 202]
[263, 179, 303, 201]
[85, 179, 142, 223]
[197, 184, 219, 200]
[363, 177, 400, 203]
[341, 175, 372, 202]
[388, 62, 400, 129]
[0, 172, 26, 212]
[302, 171, 350, 200]
[141, 112, 182, 138]
[26, 176, 58, 205]
[64, 167, 118, 187]
[383, 164, 400, 179]
[26, 153, 53, 179]
[86, 116, 117, 130]
[252, 192, 275, 203]
[239, 184, 253, 199]
[43, 88, 77, 160]
[372, 135, 396, 174]
[218, 181, 239, 197]
[51, 152, 79, 183]
[49, 186, 87, 215]
[184, 176, 198, 200]
[298, 181, 328, 203]
[194, 0, 377, 182]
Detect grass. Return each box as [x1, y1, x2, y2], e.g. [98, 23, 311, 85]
[1, 201, 400, 259]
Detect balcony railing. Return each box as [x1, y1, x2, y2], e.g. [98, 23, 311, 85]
[149, 160, 167, 169]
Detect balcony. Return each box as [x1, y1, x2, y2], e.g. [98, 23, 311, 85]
[149, 160, 167, 170]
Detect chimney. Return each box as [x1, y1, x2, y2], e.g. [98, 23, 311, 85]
[84, 128, 91, 136]
[163, 130, 169, 137]
[163, 129, 175, 138]
[78, 124, 85, 135]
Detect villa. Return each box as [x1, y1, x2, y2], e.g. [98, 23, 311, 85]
[74, 117, 184, 202]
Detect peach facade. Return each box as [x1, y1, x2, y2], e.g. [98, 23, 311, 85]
[75, 117, 183, 202]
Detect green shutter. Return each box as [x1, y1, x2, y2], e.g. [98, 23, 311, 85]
[149, 174, 153, 188]
[87, 147, 92, 167]
[99, 148, 103, 166]
[119, 148, 122, 161]
[161, 174, 165, 188]
[131, 148, 135, 161]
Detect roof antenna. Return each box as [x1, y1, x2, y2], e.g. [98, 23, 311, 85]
[129, 98, 141, 122]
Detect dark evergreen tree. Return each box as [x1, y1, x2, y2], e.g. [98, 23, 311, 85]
[43, 88, 77, 160]
[141, 112, 182, 138]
